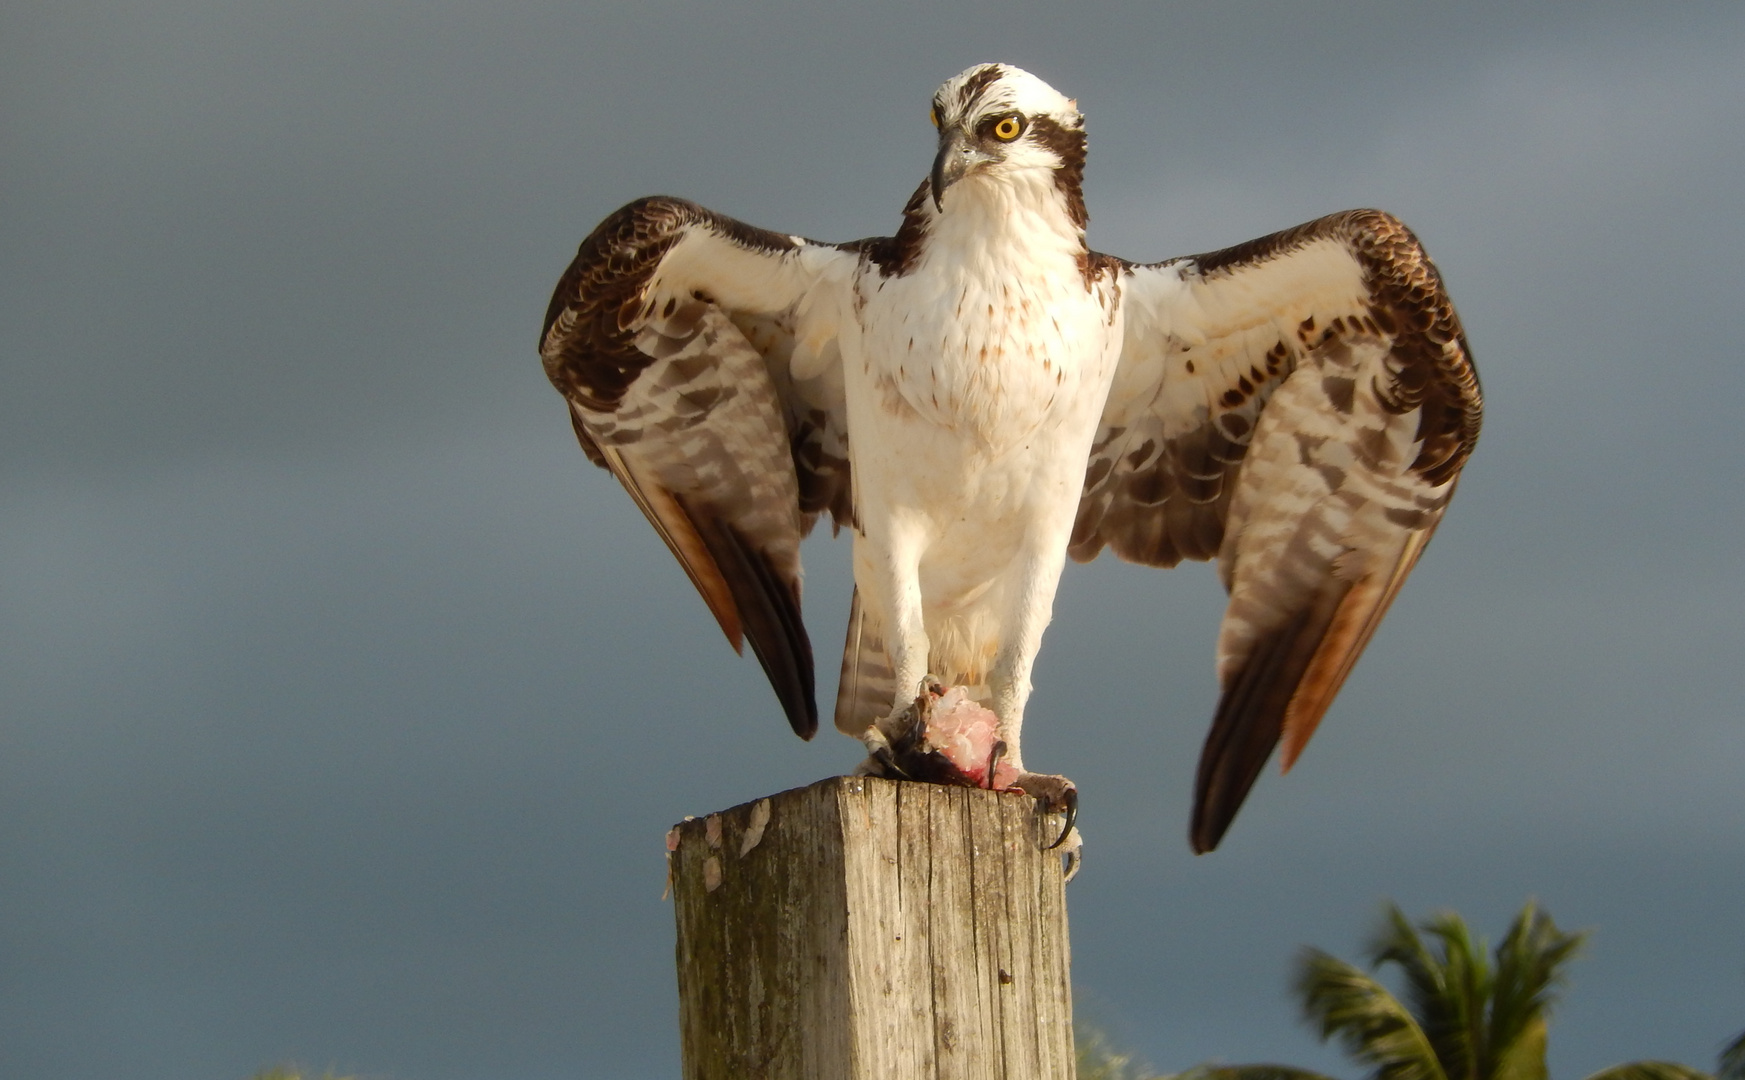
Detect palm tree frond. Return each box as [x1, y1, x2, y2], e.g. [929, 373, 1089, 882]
[1578, 1062, 1716, 1080]
[1296, 946, 1449, 1080]
[1369, 904, 1451, 1013]
[1718, 1026, 1745, 1080]
[1488, 900, 1586, 1060]
[1163, 1067, 1343, 1080]
[1418, 909, 1492, 1080]
[1489, 1015, 1548, 1080]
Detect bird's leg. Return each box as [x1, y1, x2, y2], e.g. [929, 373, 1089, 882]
[870, 531, 932, 719]
[853, 529, 933, 777]
[985, 537, 1065, 771]
[987, 543, 1078, 843]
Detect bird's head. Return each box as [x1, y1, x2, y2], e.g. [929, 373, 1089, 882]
[927, 63, 1086, 217]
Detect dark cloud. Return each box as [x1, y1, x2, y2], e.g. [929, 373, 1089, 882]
[4, 3, 1744, 1077]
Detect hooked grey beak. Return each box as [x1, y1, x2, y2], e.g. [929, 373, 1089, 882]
[930, 127, 983, 212]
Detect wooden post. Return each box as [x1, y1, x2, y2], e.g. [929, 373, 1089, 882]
[670, 775, 1075, 1080]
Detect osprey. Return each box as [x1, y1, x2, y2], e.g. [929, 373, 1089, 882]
[541, 64, 1481, 853]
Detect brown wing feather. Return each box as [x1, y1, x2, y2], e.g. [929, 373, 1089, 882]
[1278, 527, 1431, 768]
[1191, 582, 1349, 855]
[541, 197, 858, 738]
[1085, 210, 1482, 852]
[587, 436, 742, 649]
[1070, 363, 1282, 567]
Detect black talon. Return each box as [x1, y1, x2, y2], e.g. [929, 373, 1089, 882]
[1045, 786, 1078, 851]
[985, 740, 1006, 789]
[871, 743, 911, 779]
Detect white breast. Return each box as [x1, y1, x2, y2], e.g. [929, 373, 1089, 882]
[853, 183, 1118, 455]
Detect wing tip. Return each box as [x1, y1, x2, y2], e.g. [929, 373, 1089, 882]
[1188, 622, 1299, 855]
[788, 696, 820, 740]
[1193, 529, 1436, 851]
[694, 508, 818, 742]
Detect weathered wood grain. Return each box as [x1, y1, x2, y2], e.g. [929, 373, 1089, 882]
[671, 776, 1075, 1080]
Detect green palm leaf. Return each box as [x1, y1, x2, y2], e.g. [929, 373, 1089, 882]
[1154, 901, 1725, 1080]
[1488, 902, 1585, 1061]
[1489, 1015, 1547, 1080]
[1405, 909, 1492, 1080]
[1164, 1067, 1343, 1080]
[1296, 945, 1449, 1080]
[1720, 1027, 1745, 1080]
[1579, 1063, 1715, 1080]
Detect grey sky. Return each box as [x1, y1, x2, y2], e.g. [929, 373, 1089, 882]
[4, 3, 1743, 1077]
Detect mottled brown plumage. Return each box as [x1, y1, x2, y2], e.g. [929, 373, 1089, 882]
[540, 65, 1483, 853]
[1064, 209, 1481, 851]
[1071, 210, 1479, 573]
[541, 197, 852, 737]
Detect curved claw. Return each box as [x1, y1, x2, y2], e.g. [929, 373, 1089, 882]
[872, 744, 911, 779]
[856, 727, 913, 779]
[1057, 828, 1084, 883]
[1044, 786, 1078, 851]
[985, 739, 1007, 790]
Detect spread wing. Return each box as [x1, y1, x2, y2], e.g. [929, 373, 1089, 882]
[540, 196, 861, 738]
[1071, 210, 1483, 852]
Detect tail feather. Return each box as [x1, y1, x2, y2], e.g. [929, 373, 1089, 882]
[833, 588, 897, 735]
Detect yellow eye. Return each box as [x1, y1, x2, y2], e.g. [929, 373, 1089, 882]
[930, 106, 940, 129]
[993, 115, 1023, 141]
